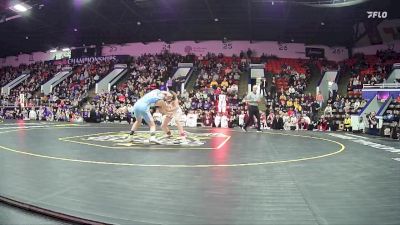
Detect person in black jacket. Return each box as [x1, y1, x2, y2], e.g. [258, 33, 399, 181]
[389, 122, 398, 140]
[310, 100, 320, 122]
[272, 113, 284, 130]
[259, 78, 268, 96]
[367, 111, 379, 135]
[270, 80, 276, 97]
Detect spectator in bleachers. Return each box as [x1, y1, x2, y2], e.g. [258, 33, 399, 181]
[316, 91, 324, 107]
[300, 114, 311, 130]
[220, 78, 229, 89]
[317, 116, 329, 131]
[343, 99, 352, 114]
[367, 111, 379, 135]
[353, 99, 361, 110]
[324, 103, 333, 116]
[271, 113, 284, 130]
[344, 114, 352, 131]
[260, 78, 267, 96]
[329, 81, 338, 99]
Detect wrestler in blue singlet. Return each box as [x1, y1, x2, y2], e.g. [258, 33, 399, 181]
[132, 89, 163, 123]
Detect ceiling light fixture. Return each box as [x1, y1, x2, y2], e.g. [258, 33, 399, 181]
[49, 49, 57, 53]
[62, 48, 70, 52]
[10, 3, 32, 13]
[13, 4, 28, 12]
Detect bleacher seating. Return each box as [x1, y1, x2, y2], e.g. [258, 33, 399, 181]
[344, 51, 399, 95]
[383, 99, 400, 125]
[0, 65, 26, 87]
[52, 60, 113, 108]
[1, 62, 60, 107]
[264, 58, 310, 92]
[381, 98, 400, 139]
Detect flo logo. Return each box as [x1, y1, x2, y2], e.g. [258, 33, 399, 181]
[367, 11, 388, 19]
[59, 131, 231, 149]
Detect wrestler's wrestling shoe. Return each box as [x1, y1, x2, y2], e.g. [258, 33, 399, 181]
[178, 133, 189, 144]
[177, 132, 187, 140]
[149, 136, 162, 144]
[126, 134, 135, 142]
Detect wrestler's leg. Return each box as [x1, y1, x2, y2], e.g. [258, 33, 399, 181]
[161, 116, 173, 137]
[143, 110, 159, 143]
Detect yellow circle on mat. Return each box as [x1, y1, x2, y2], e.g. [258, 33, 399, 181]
[0, 126, 345, 168]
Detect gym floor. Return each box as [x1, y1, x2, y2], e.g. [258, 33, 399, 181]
[0, 121, 399, 225]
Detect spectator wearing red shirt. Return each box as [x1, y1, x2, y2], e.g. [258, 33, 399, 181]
[202, 113, 213, 127]
[298, 117, 309, 130]
[146, 83, 154, 90]
[287, 107, 295, 117]
[214, 87, 222, 96]
[317, 117, 329, 131]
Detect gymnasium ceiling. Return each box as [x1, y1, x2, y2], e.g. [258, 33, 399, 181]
[0, 0, 399, 57]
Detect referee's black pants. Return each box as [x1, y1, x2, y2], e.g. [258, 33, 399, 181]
[244, 105, 261, 131]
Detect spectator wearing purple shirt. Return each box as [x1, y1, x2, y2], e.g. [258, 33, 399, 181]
[197, 101, 203, 109]
[159, 82, 167, 91]
[167, 78, 173, 90]
[203, 100, 211, 110]
[191, 99, 198, 110]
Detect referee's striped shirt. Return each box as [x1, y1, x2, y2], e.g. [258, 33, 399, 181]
[246, 92, 261, 106]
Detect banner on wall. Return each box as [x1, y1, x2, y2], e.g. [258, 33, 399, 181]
[2, 41, 352, 68]
[67, 55, 130, 64]
[184, 45, 208, 55]
[305, 47, 325, 58]
[46, 55, 130, 66]
[68, 56, 116, 64]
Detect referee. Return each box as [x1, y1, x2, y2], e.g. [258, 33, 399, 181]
[242, 85, 262, 132]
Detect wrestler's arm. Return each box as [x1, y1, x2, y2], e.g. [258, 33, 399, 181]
[155, 100, 177, 113]
[160, 91, 173, 100]
[160, 91, 171, 96]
